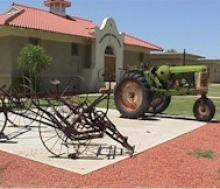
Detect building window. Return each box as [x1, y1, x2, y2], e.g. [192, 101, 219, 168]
[139, 53, 144, 62]
[29, 37, 40, 46]
[71, 43, 79, 56]
[105, 46, 114, 56]
[85, 45, 92, 68]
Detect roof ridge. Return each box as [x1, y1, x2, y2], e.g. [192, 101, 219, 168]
[12, 2, 93, 23]
[125, 33, 163, 50]
[12, 2, 49, 13]
[4, 8, 25, 25]
[71, 16, 94, 23]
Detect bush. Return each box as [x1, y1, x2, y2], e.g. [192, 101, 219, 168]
[17, 44, 52, 91]
[17, 44, 52, 76]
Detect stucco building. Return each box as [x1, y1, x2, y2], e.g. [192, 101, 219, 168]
[0, 0, 162, 92]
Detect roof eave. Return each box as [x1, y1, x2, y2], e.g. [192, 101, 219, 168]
[125, 43, 163, 51]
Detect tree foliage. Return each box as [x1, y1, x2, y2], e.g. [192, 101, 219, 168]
[165, 48, 178, 53]
[17, 44, 52, 76]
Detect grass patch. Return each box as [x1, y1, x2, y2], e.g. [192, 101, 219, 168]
[190, 149, 216, 159]
[165, 97, 220, 120]
[208, 84, 220, 97]
[32, 93, 220, 121]
[85, 96, 220, 121]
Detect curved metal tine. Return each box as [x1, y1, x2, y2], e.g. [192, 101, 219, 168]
[29, 104, 58, 128]
[38, 111, 87, 158]
[45, 98, 72, 130]
[7, 83, 36, 127]
[40, 94, 76, 131]
[48, 78, 86, 123]
[101, 115, 134, 155]
[0, 84, 7, 90]
[39, 123, 71, 157]
[73, 75, 89, 96]
[63, 76, 89, 104]
[7, 83, 42, 127]
[0, 97, 9, 138]
[35, 99, 64, 130]
[21, 76, 32, 86]
[28, 96, 60, 128]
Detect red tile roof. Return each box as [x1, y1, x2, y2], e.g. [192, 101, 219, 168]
[124, 34, 163, 51]
[0, 3, 163, 51]
[0, 14, 13, 25]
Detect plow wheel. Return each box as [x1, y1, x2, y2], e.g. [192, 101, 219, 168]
[114, 72, 151, 119]
[148, 95, 171, 114]
[193, 97, 215, 122]
[39, 125, 89, 158]
[39, 125, 73, 158]
[38, 101, 91, 158]
[7, 78, 37, 127]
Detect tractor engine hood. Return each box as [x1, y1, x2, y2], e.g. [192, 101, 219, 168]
[155, 65, 208, 82]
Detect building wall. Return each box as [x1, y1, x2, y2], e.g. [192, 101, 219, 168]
[198, 61, 220, 83]
[89, 17, 124, 91]
[124, 50, 150, 69]
[124, 51, 139, 69]
[148, 57, 199, 68]
[0, 31, 157, 92]
[11, 36, 28, 76]
[6, 36, 91, 92]
[213, 64, 220, 83]
[0, 36, 13, 87]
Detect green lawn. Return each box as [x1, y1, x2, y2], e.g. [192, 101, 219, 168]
[86, 96, 220, 121]
[165, 97, 220, 120]
[208, 84, 220, 97]
[37, 84, 220, 121]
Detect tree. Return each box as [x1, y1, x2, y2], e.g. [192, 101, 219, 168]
[17, 44, 52, 90]
[165, 48, 177, 53]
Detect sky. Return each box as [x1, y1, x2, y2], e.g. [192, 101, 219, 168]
[1, 0, 220, 59]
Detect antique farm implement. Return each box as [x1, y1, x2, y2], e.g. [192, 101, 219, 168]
[0, 77, 134, 158]
[114, 65, 216, 121]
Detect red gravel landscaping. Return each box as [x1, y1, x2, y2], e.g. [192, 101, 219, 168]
[0, 123, 220, 188]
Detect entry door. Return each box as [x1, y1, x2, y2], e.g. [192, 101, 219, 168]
[104, 56, 116, 82]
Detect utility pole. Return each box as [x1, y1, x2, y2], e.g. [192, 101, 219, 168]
[183, 49, 186, 65]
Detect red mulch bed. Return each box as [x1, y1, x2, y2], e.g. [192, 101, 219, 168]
[0, 123, 220, 188]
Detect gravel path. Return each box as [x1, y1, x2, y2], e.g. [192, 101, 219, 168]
[0, 123, 220, 188]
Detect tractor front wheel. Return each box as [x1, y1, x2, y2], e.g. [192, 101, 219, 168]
[193, 97, 215, 122]
[114, 72, 151, 119]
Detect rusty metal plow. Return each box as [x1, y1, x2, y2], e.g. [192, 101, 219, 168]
[0, 78, 135, 159]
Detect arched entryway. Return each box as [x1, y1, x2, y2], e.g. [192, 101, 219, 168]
[104, 46, 116, 82]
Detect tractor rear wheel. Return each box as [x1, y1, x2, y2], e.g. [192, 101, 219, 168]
[193, 97, 215, 122]
[114, 72, 151, 119]
[148, 95, 171, 114]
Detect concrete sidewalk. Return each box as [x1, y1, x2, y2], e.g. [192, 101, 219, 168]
[0, 109, 205, 175]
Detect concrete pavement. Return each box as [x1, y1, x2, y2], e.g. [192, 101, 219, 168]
[0, 109, 205, 175]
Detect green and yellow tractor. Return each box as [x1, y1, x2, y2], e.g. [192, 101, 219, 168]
[114, 65, 216, 121]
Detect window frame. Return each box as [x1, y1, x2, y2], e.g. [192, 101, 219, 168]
[71, 43, 79, 56]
